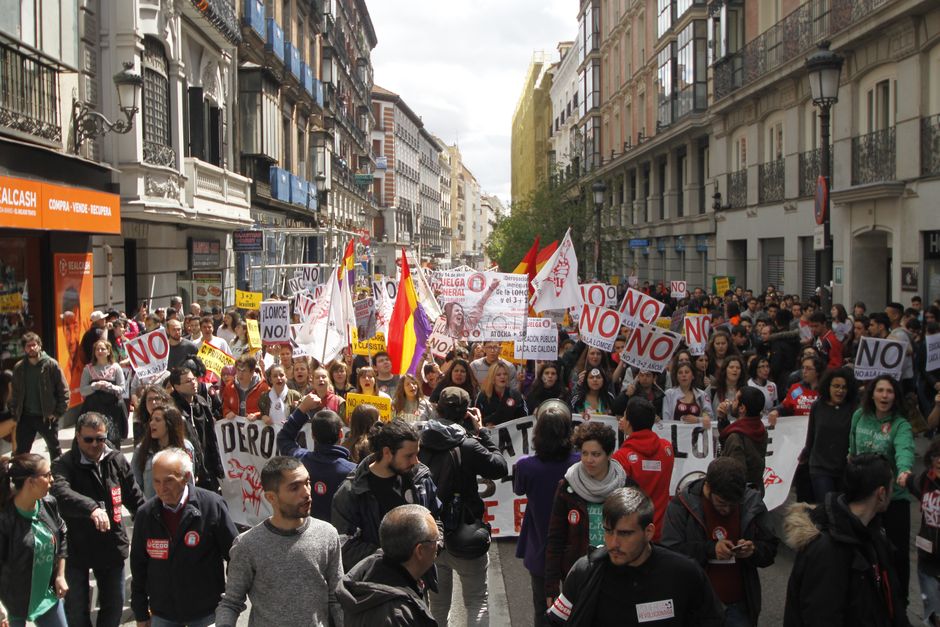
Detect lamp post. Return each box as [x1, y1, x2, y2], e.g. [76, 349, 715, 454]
[71, 61, 142, 153]
[592, 180, 607, 281]
[805, 41, 843, 296]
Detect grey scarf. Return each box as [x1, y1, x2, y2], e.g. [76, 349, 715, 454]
[565, 457, 627, 503]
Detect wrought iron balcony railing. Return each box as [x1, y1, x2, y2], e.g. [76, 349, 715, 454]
[798, 147, 833, 197]
[0, 41, 61, 144]
[922, 114, 940, 177]
[727, 168, 748, 208]
[758, 158, 785, 204]
[852, 127, 896, 185]
[143, 140, 177, 168]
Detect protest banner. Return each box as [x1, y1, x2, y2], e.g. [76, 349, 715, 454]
[714, 276, 731, 295]
[235, 289, 263, 310]
[669, 306, 688, 333]
[345, 392, 392, 422]
[670, 280, 687, 299]
[854, 336, 904, 380]
[683, 314, 711, 355]
[351, 329, 387, 356]
[435, 270, 528, 341]
[246, 319, 261, 350]
[428, 316, 457, 360]
[579, 283, 608, 307]
[215, 417, 313, 527]
[927, 333, 940, 372]
[259, 300, 290, 345]
[372, 278, 397, 335]
[578, 303, 622, 352]
[296, 266, 323, 293]
[197, 342, 235, 376]
[620, 323, 681, 373]
[0, 290, 23, 314]
[531, 228, 581, 313]
[618, 287, 665, 329]
[500, 342, 526, 365]
[287, 276, 305, 296]
[654, 317, 672, 329]
[125, 328, 169, 380]
[514, 318, 558, 361]
[354, 297, 377, 341]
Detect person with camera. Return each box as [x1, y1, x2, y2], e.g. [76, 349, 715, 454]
[418, 386, 509, 627]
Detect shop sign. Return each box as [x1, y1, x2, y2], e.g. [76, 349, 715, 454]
[189, 238, 221, 269]
[233, 230, 264, 253]
[0, 174, 121, 234]
[629, 238, 649, 249]
[192, 272, 224, 309]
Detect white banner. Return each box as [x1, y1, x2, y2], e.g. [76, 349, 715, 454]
[372, 278, 397, 336]
[620, 323, 681, 373]
[618, 287, 665, 329]
[354, 297, 377, 341]
[260, 301, 290, 345]
[577, 303, 622, 352]
[580, 283, 617, 308]
[436, 270, 528, 341]
[683, 314, 711, 356]
[294, 266, 324, 293]
[514, 318, 558, 361]
[927, 333, 940, 372]
[125, 328, 169, 380]
[670, 280, 687, 299]
[854, 336, 904, 380]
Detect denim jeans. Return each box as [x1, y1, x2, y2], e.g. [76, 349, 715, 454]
[724, 602, 753, 627]
[65, 563, 125, 627]
[809, 473, 842, 505]
[14, 413, 61, 458]
[430, 549, 489, 627]
[9, 601, 67, 627]
[150, 613, 215, 627]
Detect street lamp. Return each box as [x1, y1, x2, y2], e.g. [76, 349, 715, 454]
[71, 61, 143, 153]
[805, 41, 843, 296]
[591, 180, 607, 280]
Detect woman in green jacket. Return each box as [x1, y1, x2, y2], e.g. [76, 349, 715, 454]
[849, 374, 915, 612]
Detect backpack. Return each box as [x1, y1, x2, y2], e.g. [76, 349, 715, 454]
[435, 444, 491, 559]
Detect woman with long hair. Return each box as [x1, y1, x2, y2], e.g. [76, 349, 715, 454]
[849, 375, 916, 611]
[801, 367, 858, 502]
[131, 383, 173, 445]
[662, 361, 714, 426]
[474, 361, 527, 427]
[569, 367, 616, 417]
[429, 358, 476, 404]
[216, 311, 240, 345]
[767, 356, 823, 426]
[568, 346, 613, 391]
[229, 320, 250, 359]
[513, 402, 579, 626]
[327, 360, 355, 398]
[353, 366, 391, 400]
[692, 353, 711, 390]
[705, 329, 738, 378]
[79, 339, 127, 446]
[289, 357, 313, 395]
[133, 406, 194, 499]
[258, 364, 303, 427]
[709, 355, 746, 428]
[0, 453, 68, 627]
[746, 356, 778, 415]
[391, 374, 433, 423]
[544, 422, 627, 607]
[107, 319, 129, 364]
[341, 404, 380, 463]
[526, 362, 568, 409]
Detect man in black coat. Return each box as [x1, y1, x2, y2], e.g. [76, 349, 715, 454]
[170, 366, 223, 491]
[51, 411, 144, 627]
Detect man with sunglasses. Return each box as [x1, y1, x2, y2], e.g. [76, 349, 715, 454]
[51, 411, 144, 627]
[338, 504, 439, 626]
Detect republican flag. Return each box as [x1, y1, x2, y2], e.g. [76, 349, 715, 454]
[387, 249, 433, 376]
[535, 240, 559, 272]
[531, 229, 581, 313]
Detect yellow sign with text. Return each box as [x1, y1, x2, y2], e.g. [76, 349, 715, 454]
[0, 291, 23, 314]
[235, 289, 263, 310]
[246, 319, 262, 350]
[500, 342, 525, 365]
[345, 392, 392, 422]
[654, 317, 673, 330]
[197, 342, 235, 376]
[351, 329, 387, 356]
[714, 276, 731, 296]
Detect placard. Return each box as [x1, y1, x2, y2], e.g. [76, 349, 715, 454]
[354, 297, 377, 341]
[620, 323, 681, 373]
[235, 289, 263, 310]
[618, 287, 665, 329]
[514, 318, 558, 361]
[197, 342, 236, 376]
[344, 392, 392, 422]
[435, 270, 528, 341]
[246, 319, 261, 350]
[500, 342, 526, 365]
[0, 290, 23, 314]
[428, 316, 457, 360]
[259, 300, 290, 345]
[683, 314, 711, 356]
[714, 276, 731, 295]
[854, 336, 904, 380]
[125, 328, 169, 380]
[578, 303, 622, 352]
[927, 333, 940, 372]
[670, 280, 687, 299]
[351, 329, 387, 356]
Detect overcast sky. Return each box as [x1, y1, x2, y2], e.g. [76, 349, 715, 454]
[367, 1, 577, 207]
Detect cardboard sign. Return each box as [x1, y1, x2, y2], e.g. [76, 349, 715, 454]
[246, 319, 261, 350]
[260, 301, 290, 345]
[578, 303, 622, 352]
[620, 323, 681, 373]
[0, 290, 24, 314]
[683, 314, 711, 356]
[345, 392, 392, 422]
[670, 280, 687, 299]
[197, 342, 235, 376]
[428, 316, 457, 360]
[854, 336, 904, 380]
[514, 318, 558, 361]
[235, 289, 263, 310]
[618, 287, 665, 329]
[125, 328, 169, 380]
[354, 297, 377, 341]
[714, 276, 731, 295]
[580, 283, 617, 308]
[927, 333, 940, 372]
[654, 317, 672, 329]
[351, 329, 387, 356]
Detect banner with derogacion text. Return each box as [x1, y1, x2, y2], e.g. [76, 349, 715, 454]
[54, 253, 93, 407]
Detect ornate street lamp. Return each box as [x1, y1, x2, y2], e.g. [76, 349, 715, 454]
[805, 41, 843, 296]
[71, 61, 143, 153]
[592, 180, 607, 280]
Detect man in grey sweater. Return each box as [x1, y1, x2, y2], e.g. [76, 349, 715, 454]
[216, 456, 344, 627]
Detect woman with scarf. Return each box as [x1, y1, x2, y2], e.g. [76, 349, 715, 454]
[544, 421, 627, 607]
[718, 387, 769, 496]
[258, 364, 303, 427]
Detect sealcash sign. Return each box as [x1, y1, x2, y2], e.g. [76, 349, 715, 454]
[125, 328, 169, 380]
[854, 336, 904, 381]
[618, 287, 665, 329]
[621, 323, 681, 373]
[683, 314, 711, 356]
[260, 301, 290, 344]
[578, 303, 622, 352]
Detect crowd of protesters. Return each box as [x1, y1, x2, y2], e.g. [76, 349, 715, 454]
[0, 281, 939, 626]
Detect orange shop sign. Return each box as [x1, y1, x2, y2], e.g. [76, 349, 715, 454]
[0, 175, 121, 234]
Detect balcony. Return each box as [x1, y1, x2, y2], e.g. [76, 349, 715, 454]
[714, 0, 895, 101]
[758, 158, 785, 204]
[143, 140, 176, 169]
[798, 147, 832, 197]
[0, 40, 61, 145]
[852, 127, 896, 185]
[265, 19, 284, 62]
[284, 42, 302, 81]
[922, 114, 940, 177]
[242, 0, 265, 40]
[182, 0, 241, 47]
[727, 168, 748, 208]
[183, 157, 252, 224]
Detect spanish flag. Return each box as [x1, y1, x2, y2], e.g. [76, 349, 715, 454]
[512, 237, 540, 305]
[387, 249, 432, 375]
[339, 238, 356, 287]
[535, 240, 558, 272]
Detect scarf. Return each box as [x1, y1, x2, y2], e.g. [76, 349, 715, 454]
[565, 456, 627, 503]
[720, 417, 768, 446]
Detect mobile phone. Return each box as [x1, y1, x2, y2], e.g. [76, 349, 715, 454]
[731, 543, 747, 553]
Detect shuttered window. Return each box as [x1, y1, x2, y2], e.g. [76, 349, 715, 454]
[800, 237, 817, 300]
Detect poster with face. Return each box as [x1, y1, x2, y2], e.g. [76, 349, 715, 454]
[435, 271, 528, 341]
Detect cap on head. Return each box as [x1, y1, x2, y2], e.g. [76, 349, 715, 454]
[90, 311, 106, 322]
[438, 386, 470, 411]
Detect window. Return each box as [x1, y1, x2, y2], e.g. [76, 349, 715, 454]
[142, 38, 172, 158]
[767, 121, 784, 161]
[676, 20, 707, 118]
[657, 44, 675, 127]
[866, 79, 892, 132]
[0, 0, 78, 66]
[657, 0, 673, 40]
[733, 134, 747, 171]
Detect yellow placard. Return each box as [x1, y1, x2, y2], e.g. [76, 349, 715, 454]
[235, 289, 263, 310]
[500, 341, 525, 365]
[0, 291, 23, 314]
[609, 275, 620, 286]
[246, 319, 262, 350]
[345, 392, 392, 422]
[351, 329, 387, 356]
[714, 276, 731, 295]
[654, 317, 673, 330]
[197, 342, 235, 376]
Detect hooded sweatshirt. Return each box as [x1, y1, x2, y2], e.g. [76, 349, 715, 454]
[336, 552, 436, 627]
[222, 373, 269, 417]
[611, 429, 674, 540]
[719, 418, 768, 495]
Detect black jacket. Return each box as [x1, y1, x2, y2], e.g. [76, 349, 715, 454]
[418, 419, 508, 519]
[546, 545, 724, 626]
[473, 389, 528, 426]
[172, 390, 223, 490]
[129, 486, 238, 623]
[783, 495, 907, 627]
[332, 455, 440, 571]
[51, 443, 144, 569]
[0, 496, 67, 619]
[660, 478, 777, 625]
[337, 552, 437, 627]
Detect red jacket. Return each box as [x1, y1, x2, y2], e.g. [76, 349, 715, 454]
[612, 429, 675, 541]
[221, 377, 269, 418]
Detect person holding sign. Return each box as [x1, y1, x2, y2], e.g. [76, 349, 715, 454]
[662, 362, 714, 427]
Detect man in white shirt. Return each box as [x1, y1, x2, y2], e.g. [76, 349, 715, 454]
[195, 315, 232, 355]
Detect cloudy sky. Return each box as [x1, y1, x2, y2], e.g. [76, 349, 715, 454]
[367, 1, 577, 207]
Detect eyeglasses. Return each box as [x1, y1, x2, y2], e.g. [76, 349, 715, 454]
[81, 436, 108, 444]
[831, 383, 848, 390]
[418, 538, 444, 556]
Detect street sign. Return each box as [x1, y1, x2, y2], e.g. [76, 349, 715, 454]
[813, 224, 826, 251]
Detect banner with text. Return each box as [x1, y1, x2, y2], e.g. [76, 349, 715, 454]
[618, 287, 665, 329]
[197, 342, 236, 376]
[436, 270, 528, 341]
[620, 323, 682, 373]
[683, 314, 711, 356]
[578, 303, 622, 352]
[927, 333, 940, 372]
[344, 392, 392, 422]
[260, 301, 290, 345]
[125, 328, 169, 380]
[514, 318, 559, 361]
[235, 290, 263, 310]
[854, 336, 904, 380]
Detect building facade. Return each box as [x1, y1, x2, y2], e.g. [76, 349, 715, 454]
[511, 51, 554, 204]
[549, 38, 581, 180]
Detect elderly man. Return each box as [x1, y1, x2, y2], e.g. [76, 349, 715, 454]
[130, 448, 238, 627]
